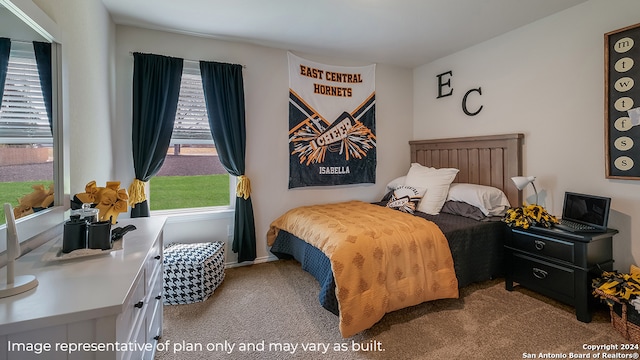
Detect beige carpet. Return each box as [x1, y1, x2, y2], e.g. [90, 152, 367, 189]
[155, 260, 627, 360]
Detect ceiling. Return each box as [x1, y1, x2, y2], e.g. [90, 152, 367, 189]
[101, 0, 588, 68]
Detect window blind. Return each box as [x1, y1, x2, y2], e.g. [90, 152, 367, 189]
[172, 64, 212, 145]
[0, 43, 50, 144]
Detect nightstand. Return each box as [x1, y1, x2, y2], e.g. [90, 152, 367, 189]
[504, 226, 617, 323]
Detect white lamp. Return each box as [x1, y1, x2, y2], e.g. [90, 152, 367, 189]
[0, 203, 38, 298]
[511, 176, 538, 205]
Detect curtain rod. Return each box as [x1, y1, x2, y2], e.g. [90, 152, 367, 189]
[128, 51, 246, 68]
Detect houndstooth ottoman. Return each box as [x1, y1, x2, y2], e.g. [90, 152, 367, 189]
[163, 242, 225, 305]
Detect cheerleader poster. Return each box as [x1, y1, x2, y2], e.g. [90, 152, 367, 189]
[288, 52, 376, 188]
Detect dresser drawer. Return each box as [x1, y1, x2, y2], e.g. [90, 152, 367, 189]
[144, 296, 163, 360]
[117, 269, 146, 342]
[123, 315, 147, 360]
[146, 270, 163, 338]
[511, 252, 575, 300]
[509, 230, 574, 263]
[145, 238, 163, 291]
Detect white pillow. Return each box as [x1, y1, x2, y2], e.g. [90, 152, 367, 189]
[446, 183, 511, 216]
[404, 163, 459, 215]
[385, 176, 406, 192]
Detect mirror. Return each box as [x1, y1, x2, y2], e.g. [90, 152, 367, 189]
[0, 0, 65, 256]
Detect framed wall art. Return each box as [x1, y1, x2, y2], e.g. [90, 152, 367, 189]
[605, 22, 640, 179]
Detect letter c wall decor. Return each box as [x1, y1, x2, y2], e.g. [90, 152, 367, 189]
[462, 87, 483, 116]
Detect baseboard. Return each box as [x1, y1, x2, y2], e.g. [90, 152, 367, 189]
[224, 254, 279, 268]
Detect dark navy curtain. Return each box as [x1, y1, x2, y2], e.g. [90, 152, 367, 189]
[200, 61, 256, 262]
[0, 38, 10, 103]
[33, 41, 52, 135]
[130, 52, 183, 217]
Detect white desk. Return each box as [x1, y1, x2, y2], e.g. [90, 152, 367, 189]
[0, 216, 166, 360]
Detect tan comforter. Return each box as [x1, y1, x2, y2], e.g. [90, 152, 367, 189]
[266, 200, 459, 337]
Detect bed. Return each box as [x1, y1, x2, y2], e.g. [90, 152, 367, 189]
[267, 133, 524, 337]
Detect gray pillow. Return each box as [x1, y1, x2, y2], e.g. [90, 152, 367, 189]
[440, 201, 487, 221]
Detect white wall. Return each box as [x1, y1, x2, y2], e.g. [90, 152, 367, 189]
[34, 0, 115, 191]
[113, 26, 414, 264]
[414, 0, 640, 271]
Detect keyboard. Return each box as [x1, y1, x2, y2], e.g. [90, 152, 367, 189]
[553, 219, 603, 233]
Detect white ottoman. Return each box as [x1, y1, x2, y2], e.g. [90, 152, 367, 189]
[163, 242, 225, 305]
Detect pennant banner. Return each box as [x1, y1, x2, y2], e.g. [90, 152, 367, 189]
[288, 52, 376, 188]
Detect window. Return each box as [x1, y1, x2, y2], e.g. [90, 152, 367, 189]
[0, 41, 53, 224]
[149, 61, 231, 212]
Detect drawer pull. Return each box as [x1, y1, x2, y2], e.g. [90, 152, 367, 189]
[154, 335, 161, 341]
[532, 268, 548, 279]
[154, 255, 161, 260]
[534, 240, 545, 250]
[134, 301, 144, 309]
[155, 295, 162, 300]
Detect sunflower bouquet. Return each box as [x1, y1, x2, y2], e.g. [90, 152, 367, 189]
[503, 203, 558, 229]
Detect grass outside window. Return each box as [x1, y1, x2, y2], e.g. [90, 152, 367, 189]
[149, 174, 230, 211]
[0, 175, 229, 225]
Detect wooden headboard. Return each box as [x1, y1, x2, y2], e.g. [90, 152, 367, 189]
[409, 133, 524, 207]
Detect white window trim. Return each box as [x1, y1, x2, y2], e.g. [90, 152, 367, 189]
[157, 206, 235, 224]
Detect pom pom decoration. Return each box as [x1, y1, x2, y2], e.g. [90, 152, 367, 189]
[593, 270, 640, 305]
[502, 203, 558, 229]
